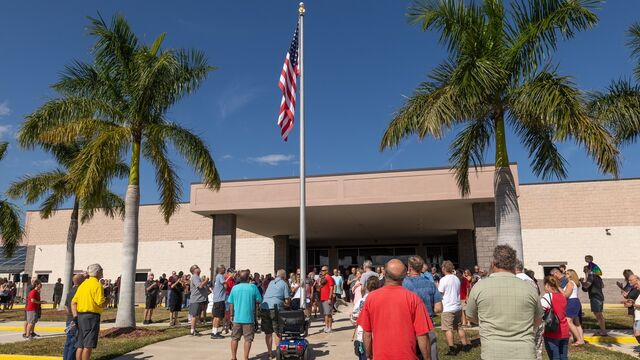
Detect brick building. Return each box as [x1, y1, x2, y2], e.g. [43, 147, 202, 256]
[16, 164, 639, 303]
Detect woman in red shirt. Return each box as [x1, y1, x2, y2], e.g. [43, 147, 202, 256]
[541, 276, 570, 360]
[457, 269, 472, 327]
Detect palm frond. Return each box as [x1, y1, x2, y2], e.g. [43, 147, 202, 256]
[145, 122, 220, 190]
[0, 200, 23, 257]
[39, 189, 69, 219]
[80, 190, 125, 223]
[506, 0, 600, 79]
[87, 13, 138, 76]
[587, 79, 640, 144]
[628, 22, 640, 81]
[0, 142, 7, 161]
[408, 0, 485, 56]
[7, 170, 70, 205]
[512, 118, 567, 180]
[510, 69, 620, 177]
[19, 97, 122, 148]
[68, 127, 131, 199]
[142, 135, 181, 222]
[448, 118, 493, 197]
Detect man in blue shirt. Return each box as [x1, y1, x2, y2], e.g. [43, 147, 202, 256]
[211, 264, 226, 339]
[228, 270, 262, 360]
[261, 269, 291, 359]
[403, 255, 443, 360]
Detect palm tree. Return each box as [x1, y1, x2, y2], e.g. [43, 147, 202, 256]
[7, 143, 126, 310]
[0, 142, 23, 257]
[588, 22, 640, 143]
[381, 0, 619, 260]
[19, 14, 220, 328]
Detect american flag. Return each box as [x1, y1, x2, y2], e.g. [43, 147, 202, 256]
[277, 23, 300, 141]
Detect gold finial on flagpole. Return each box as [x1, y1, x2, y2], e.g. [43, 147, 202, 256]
[299, 2, 305, 15]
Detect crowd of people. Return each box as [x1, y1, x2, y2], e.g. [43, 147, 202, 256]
[13, 248, 640, 360]
[0, 278, 18, 311]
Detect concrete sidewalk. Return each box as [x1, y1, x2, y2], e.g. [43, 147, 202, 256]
[114, 307, 357, 360]
[584, 329, 640, 357]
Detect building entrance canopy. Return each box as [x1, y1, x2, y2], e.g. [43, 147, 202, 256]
[190, 165, 516, 240]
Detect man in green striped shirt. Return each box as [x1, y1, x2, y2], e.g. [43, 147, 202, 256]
[466, 245, 543, 360]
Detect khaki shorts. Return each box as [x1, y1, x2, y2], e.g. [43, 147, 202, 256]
[441, 311, 462, 331]
[231, 323, 255, 342]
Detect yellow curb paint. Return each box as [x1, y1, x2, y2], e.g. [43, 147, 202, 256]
[584, 336, 638, 344]
[0, 356, 61, 360]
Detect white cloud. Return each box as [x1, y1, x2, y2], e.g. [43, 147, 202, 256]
[249, 154, 295, 166]
[217, 83, 261, 120]
[0, 125, 12, 139]
[221, 154, 233, 160]
[0, 101, 10, 117]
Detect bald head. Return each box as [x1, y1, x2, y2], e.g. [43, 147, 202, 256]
[384, 259, 407, 285]
[72, 273, 86, 286]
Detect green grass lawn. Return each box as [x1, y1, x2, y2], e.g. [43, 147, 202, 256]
[0, 306, 197, 324]
[0, 325, 209, 360]
[432, 328, 636, 360]
[580, 307, 633, 330]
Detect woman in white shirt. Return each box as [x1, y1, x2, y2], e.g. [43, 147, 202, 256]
[563, 269, 585, 345]
[351, 276, 380, 360]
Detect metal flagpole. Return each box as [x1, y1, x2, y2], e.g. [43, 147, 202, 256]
[298, 2, 307, 309]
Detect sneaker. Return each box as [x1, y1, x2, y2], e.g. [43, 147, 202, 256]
[461, 344, 473, 352]
[148, 320, 153, 324]
[191, 330, 201, 337]
[445, 347, 458, 356]
[210, 333, 223, 339]
[31, 332, 39, 337]
[21, 333, 27, 339]
[142, 320, 148, 325]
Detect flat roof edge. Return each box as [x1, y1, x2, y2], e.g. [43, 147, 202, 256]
[520, 177, 640, 186]
[191, 162, 518, 185]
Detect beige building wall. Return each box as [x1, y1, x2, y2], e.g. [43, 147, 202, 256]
[32, 240, 212, 281]
[520, 179, 640, 279]
[235, 234, 275, 276]
[25, 203, 277, 280]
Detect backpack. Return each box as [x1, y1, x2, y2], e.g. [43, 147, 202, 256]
[541, 294, 560, 333]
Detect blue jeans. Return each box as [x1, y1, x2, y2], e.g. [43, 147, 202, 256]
[544, 337, 568, 360]
[63, 321, 77, 360]
[166, 289, 172, 307]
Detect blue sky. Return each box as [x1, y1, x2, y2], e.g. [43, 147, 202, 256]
[1, 1, 639, 210]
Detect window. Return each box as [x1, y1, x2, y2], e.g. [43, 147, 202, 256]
[306, 249, 329, 273]
[135, 273, 148, 282]
[538, 262, 567, 277]
[36, 274, 49, 283]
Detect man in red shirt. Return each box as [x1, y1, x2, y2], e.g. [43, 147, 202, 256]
[318, 266, 335, 333]
[223, 268, 236, 334]
[357, 259, 433, 360]
[24, 279, 46, 339]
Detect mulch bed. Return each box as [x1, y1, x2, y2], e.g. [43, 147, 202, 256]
[100, 327, 164, 338]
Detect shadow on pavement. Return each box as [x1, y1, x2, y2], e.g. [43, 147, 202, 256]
[111, 352, 152, 359]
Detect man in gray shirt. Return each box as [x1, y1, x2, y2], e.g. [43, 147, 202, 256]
[189, 265, 209, 336]
[211, 265, 227, 339]
[466, 245, 543, 360]
[359, 260, 378, 290]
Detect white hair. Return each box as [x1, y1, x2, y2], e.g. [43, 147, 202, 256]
[276, 269, 287, 279]
[363, 260, 373, 270]
[87, 264, 103, 277]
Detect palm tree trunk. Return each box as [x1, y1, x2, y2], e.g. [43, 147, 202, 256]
[115, 140, 141, 328]
[494, 113, 524, 262]
[58, 198, 79, 311]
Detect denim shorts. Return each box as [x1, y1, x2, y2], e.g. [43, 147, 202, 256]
[634, 320, 640, 332]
